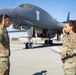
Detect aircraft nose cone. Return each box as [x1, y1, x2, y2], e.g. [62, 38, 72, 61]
[0, 9, 13, 18]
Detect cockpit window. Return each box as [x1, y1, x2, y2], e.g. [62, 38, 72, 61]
[19, 4, 33, 9]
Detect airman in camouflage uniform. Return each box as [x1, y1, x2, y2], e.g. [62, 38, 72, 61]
[0, 15, 11, 75]
[62, 32, 76, 75]
[60, 20, 76, 75]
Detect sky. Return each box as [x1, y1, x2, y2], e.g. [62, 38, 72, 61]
[0, 0, 76, 38]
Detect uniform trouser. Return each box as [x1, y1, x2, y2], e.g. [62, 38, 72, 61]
[63, 57, 76, 75]
[0, 57, 10, 75]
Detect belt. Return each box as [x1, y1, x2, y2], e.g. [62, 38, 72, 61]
[61, 54, 76, 63]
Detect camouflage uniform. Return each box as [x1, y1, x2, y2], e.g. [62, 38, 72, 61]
[62, 32, 76, 75]
[0, 27, 10, 75]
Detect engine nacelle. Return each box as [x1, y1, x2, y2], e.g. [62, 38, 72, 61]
[35, 27, 43, 33]
[12, 23, 21, 30]
[37, 29, 47, 38]
[22, 25, 30, 30]
[37, 33, 46, 37]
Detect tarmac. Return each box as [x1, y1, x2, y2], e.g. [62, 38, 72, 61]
[10, 40, 64, 75]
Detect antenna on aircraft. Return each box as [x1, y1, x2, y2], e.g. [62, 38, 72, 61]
[66, 12, 70, 21]
[62, 12, 70, 23]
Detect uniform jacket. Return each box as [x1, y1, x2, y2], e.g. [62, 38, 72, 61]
[62, 32, 76, 56]
[0, 27, 10, 57]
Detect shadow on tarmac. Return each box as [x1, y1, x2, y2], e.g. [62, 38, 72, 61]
[32, 43, 62, 49]
[11, 42, 62, 51]
[11, 43, 62, 51]
[33, 70, 47, 75]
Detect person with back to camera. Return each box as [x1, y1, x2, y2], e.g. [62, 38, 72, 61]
[59, 20, 76, 75]
[0, 15, 11, 75]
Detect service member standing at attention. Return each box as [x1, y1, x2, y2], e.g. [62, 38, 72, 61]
[59, 20, 76, 75]
[0, 15, 11, 75]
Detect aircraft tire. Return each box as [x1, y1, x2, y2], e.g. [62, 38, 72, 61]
[49, 40, 52, 44]
[45, 40, 52, 44]
[25, 42, 33, 49]
[26, 42, 29, 49]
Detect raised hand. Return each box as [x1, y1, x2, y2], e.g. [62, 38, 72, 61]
[1, 15, 5, 27]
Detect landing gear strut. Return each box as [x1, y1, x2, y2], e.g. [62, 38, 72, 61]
[25, 27, 33, 49]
